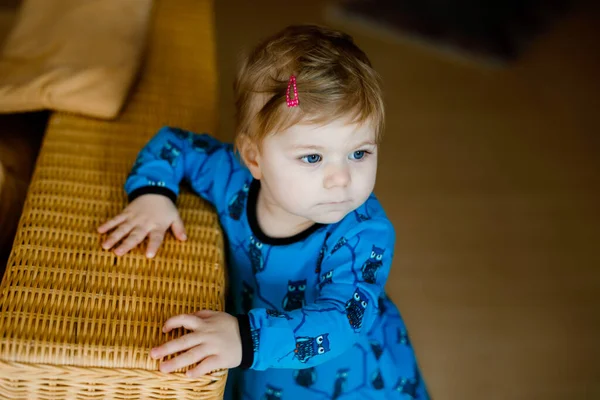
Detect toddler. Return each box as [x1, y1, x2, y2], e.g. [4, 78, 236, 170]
[98, 24, 429, 400]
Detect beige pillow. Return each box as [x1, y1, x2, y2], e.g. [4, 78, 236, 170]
[0, 0, 153, 119]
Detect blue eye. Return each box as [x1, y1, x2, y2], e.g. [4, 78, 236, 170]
[301, 154, 322, 164]
[351, 150, 366, 160]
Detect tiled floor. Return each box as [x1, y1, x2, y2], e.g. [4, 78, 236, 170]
[214, 2, 600, 399]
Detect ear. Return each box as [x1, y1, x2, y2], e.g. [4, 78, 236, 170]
[237, 133, 262, 180]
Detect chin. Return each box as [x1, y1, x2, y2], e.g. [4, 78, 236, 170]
[311, 210, 351, 225]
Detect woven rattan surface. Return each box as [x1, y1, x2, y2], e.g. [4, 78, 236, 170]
[0, 0, 227, 398]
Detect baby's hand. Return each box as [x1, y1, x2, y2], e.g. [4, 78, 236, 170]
[97, 194, 187, 258]
[150, 310, 242, 378]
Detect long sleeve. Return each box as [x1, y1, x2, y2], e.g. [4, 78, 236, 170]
[244, 217, 396, 370]
[124, 126, 242, 208]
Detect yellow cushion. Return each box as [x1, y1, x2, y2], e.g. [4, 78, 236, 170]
[0, 0, 152, 119]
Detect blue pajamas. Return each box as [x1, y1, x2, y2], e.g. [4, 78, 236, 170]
[125, 127, 430, 400]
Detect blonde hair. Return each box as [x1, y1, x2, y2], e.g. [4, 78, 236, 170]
[233, 25, 385, 152]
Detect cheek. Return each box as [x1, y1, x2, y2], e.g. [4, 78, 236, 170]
[261, 151, 288, 180]
[262, 157, 315, 199]
[353, 159, 377, 192]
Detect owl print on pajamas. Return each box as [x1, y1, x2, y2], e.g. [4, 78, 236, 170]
[190, 135, 219, 155]
[251, 329, 260, 353]
[262, 385, 283, 400]
[331, 237, 347, 254]
[170, 128, 220, 154]
[315, 233, 330, 274]
[147, 179, 166, 187]
[266, 309, 291, 320]
[241, 281, 254, 313]
[170, 127, 191, 140]
[228, 183, 249, 220]
[332, 368, 350, 399]
[398, 327, 411, 346]
[293, 367, 316, 388]
[377, 293, 388, 316]
[371, 369, 385, 390]
[249, 235, 265, 274]
[361, 245, 384, 284]
[318, 269, 334, 291]
[370, 340, 384, 360]
[354, 210, 371, 222]
[394, 376, 418, 398]
[282, 279, 306, 311]
[160, 140, 181, 167]
[345, 288, 369, 331]
[294, 333, 330, 363]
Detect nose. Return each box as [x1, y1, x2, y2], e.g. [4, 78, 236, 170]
[323, 162, 351, 189]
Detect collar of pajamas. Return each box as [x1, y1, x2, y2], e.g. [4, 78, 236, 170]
[125, 126, 429, 400]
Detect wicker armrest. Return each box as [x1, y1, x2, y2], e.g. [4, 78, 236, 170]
[0, 1, 227, 399]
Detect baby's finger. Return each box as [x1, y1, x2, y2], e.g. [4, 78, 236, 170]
[101, 222, 134, 250]
[97, 213, 128, 234]
[192, 310, 217, 319]
[150, 332, 203, 360]
[114, 227, 149, 256]
[159, 345, 210, 374]
[171, 217, 187, 241]
[162, 314, 204, 333]
[186, 355, 221, 378]
[146, 230, 165, 258]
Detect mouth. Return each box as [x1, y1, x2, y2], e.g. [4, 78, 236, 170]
[321, 200, 349, 205]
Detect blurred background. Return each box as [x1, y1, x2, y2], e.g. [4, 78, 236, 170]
[215, 2, 600, 398]
[1, 0, 599, 399]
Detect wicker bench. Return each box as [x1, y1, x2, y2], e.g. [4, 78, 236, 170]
[0, 1, 228, 399]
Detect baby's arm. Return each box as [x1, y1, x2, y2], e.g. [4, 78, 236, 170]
[99, 126, 229, 257]
[241, 217, 395, 370]
[124, 126, 227, 203]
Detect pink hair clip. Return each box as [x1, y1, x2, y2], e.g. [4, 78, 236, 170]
[286, 75, 299, 107]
